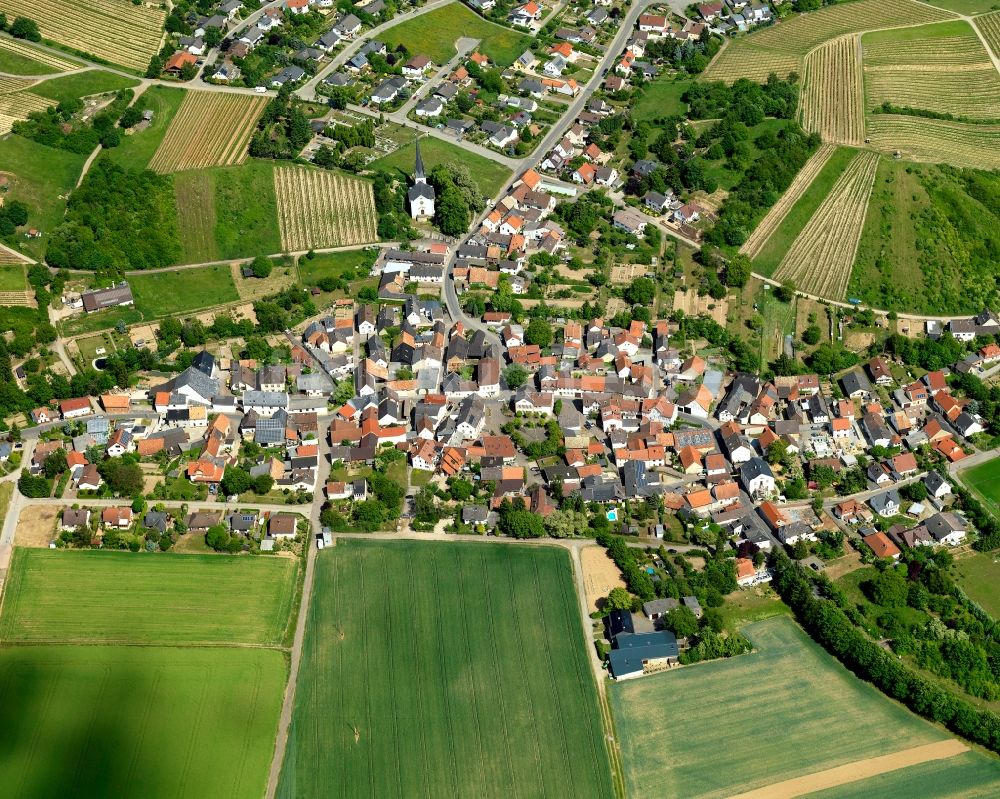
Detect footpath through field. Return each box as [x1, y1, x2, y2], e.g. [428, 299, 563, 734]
[725, 739, 969, 799]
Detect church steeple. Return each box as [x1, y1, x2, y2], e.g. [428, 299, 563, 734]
[414, 136, 426, 185]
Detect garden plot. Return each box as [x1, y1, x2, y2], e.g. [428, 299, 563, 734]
[273, 166, 378, 252]
[149, 92, 267, 173]
[773, 150, 879, 300]
[0, 0, 165, 72]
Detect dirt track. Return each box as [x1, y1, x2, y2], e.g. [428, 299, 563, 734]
[726, 739, 968, 799]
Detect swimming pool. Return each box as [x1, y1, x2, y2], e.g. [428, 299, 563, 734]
[607, 509, 618, 522]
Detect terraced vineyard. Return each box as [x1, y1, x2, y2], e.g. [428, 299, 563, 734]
[800, 36, 864, 145]
[740, 143, 836, 259]
[149, 92, 267, 173]
[0, 37, 77, 72]
[866, 114, 1000, 168]
[863, 23, 1000, 120]
[704, 0, 953, 84]
[0, 0, 165, 72]
[0, 91, 54, 134]
[974, 10, 1000, 59]
[274, 166, 378, 252]
[774, 150, 879, 300]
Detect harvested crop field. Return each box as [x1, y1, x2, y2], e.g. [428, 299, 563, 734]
[741, 143, 835, 260]
[0, 90, 54, 135]
[273, 166, 378, 252]
[0, 37, 77, 73]
[862, 22, 1000, 120]
[801, 36, 864, 145]
[0, 645, 285, 799]
[278, 540, 613, 799]
[773, 150, 879, 300]
[149, 92, 267, 173]
[703, 0, 952, 83]
[609, 616, 954, 799]
[0, 548, 298, 646]
[978, 11, 1000, 58]
[581, 545, 626, 613]
[865, 114, 1000, 168]
[0, 75, 39, 94]
[0, 0, 166, 72]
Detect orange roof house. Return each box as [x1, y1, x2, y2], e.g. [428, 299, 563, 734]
[100, 394, 130, 412]
[187, 460, 225, 483]
[864, 531, 901, 560]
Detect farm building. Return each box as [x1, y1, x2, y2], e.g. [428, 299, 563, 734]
[81, 282, 134, 313]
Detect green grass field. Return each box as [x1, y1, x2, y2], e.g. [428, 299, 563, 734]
[374, 137, 511, 200]
[104, 86, 186, 172]
[610, 616, 952, 799]
[59, 305, 143, 337]
[0, 47, 54, 75]
[0, 645, 285, 799]
[927, 0, 1000, 13]
[806, 751, 1000, 798]
[172, 161, 281, 262]
[277, 540, 613, 799]
[631, 78, 692, 122]
[297, 248, 373, 285]
[954, 551, 1000, 617]
[29, 69, 140, 104]
[0, 549, 298, 645]
[0, 264, 27, 290]
[128, 263, 239, 318]
[380, 2, 531, 66]
[0, 135, 85, 258]
[957, 455, 1000, 513]
[752, 146, 858, 276]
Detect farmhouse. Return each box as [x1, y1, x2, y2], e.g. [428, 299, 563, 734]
[81, 283, 134, 313]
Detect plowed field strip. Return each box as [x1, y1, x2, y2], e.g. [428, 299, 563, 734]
[740, 144, 835, 259]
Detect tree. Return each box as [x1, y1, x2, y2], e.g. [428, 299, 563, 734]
[18, 473, 50, 498]
[42, 448, 67, 479]
[802, 325, 822, 345]
[503, 363, 528, 389]
[221, 467, 252, 497]
[10, 16, 41, 41]
[606, 587, 633, 611]
[870, 567, 908, 607]
[774, 281, 796, 302]
[205, 524, 230, 551]
[253, 474, 274, 495]
[413, 485, 440, 524]
[105, 462, 143, 496]
[524, 318, 553, 348]
[251, 256, 273, 279]
[624, 276, 656, 306]
[352, 499, 386, 532]
[723, 254, 751, 288]
[449, 479, 473, 501]
[434, 185, 470, 236]
[665, 606, 700, 639]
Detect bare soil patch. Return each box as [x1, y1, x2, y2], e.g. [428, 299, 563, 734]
[673, 288, 728, 326]
[15, 505, 59, 547]
[581, 545, 626, 613]
[726, 739, 968, 799]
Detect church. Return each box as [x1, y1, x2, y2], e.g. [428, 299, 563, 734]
[407, 137, 436, 220]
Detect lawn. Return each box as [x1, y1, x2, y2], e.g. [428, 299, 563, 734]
[297, 248, 374, 286]
[0, 135, 85, 258]
[0, 263, 26, 290]
[752, 145, 858, 277]
[609, 616, 951, 799]
[633, 78, 692, 122]
[129, 263, 239, 318]
[954, 551, 1000, 618]
[277, 540, 613, 799]
[29, 70, 139, 104]
[0, 548, 299, 646]
[379, 2, 531, 66]
[103, 85, 186, 173]
[59, 305, 143, 337]
[374, 137, 511, 201]
[805, 750, 1000, 798]
[0, 645, 285, 799]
